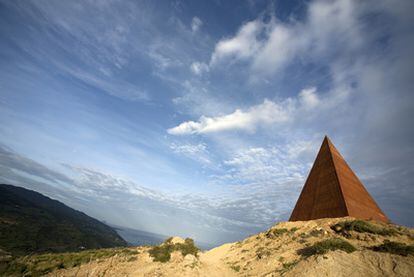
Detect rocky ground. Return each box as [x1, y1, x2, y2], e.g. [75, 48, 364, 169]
[3, 217, 414, 276]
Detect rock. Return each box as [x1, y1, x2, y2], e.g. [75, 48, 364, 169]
[162, 236, 186, 246]
[184, 254, 197, 264]
[332, 224, 343, 233]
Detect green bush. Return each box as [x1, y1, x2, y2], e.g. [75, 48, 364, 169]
[148, 237, 199, 263]
[370, 241, 414, 256]
[148, 244, 173, 262]
[176, 238, 199, 257]
[298, 238, 356, 257]
[332, 220, 398, 236]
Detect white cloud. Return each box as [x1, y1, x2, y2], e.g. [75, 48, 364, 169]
[210, 0, 362, 76]
[168, 99, 293, 135]
[210, 20, 264, 65]
[190, 62, 209, 75]
[168, 85, 334, 135]
[299, 87, 319, 109]
[191, 16, 203, 32]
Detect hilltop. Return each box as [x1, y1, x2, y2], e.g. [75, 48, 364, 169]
[0, 184, 126, 256]
[2, 217, 413, 276]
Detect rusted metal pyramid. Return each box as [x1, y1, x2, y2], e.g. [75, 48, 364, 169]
[289, 136, 389, 223]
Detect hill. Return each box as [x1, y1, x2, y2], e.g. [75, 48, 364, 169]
[0, 184, 126, 256]
[2, 217, 413, 276]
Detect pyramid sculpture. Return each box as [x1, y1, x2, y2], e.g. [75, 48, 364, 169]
[289, 136, 389, 223]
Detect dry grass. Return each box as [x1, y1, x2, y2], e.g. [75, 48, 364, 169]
[297, 238, 356, 257]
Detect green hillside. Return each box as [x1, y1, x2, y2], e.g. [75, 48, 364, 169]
[0, 184, 126, 256]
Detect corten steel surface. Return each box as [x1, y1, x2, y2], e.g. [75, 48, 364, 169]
[289, 136, 389, 223]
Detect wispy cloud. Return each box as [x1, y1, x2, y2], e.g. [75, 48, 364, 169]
[170, 142, 212, 165]
[0, 145, 307, 243]
[191, 17, 203, 32]
[190, 62, 209, 76]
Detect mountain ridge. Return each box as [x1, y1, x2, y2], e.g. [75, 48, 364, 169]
[0, 184, 126, 255]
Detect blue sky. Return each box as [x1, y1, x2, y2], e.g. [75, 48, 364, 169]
[0, 0, 413, 245]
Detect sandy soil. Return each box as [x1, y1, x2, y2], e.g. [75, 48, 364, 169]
[48, 217, 414, 277]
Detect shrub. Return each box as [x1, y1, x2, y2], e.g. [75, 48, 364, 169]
[298, 238, 356, 257]
[278, 260, 299, 274]
[282, 260, 298, 270]
[230, 265, 241, 272]
[370, 241, 414, 256]
[256, 247, 271, 260]
[273, 228, 288, 236]
[176, 238, 199, 257]
[331, 220, 398, 236]
[309, 229, 322, 237]
[148, 245, 173, 263]
[148, 237, 199, 263]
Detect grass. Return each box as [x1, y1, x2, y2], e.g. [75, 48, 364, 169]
[370, 240, 414, 256]
[297, 238, 356, 257]
[289, 227, 299, 233]
[0, 247, 139, 276]
[309, 229, 324, 237]
[148, 237, 199, 263]
[331, 220, 398, 236]
[278, 260, 299, 275]
[282, 260, 298, 270]
[256, 247, 271, 260]
[230, 264, 241, 272]
[273, 228, 289, 236]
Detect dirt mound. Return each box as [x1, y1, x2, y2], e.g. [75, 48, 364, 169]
[40, 217, 414, 276]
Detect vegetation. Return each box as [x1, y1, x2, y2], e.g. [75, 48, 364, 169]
[148, 237, 199, 263]
[273, 228, 289, 236]
[370, 240, 414, 256]
[278, 260, 299, 275]
[309, 229, 325, 237]
[256, 247, 271, 259]
[331, 220, 398, 237]
[0, 247, 139, 276]
[230, 264, 241, 272]
[298, 238, 356, 257]
[0, 184, 126, 256]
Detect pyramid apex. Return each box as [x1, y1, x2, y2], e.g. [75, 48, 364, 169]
[323, 135, 331, 143]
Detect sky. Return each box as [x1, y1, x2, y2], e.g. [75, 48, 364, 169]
[0, 0, 413, 245]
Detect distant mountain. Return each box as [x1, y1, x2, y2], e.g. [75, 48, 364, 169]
[111, 225, 168, 246]
[112, 224, 216, 250]
[0, 184, 126, 255]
